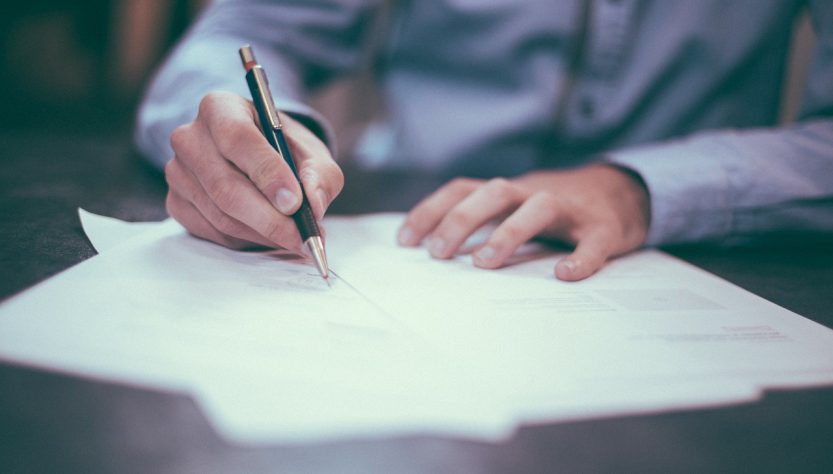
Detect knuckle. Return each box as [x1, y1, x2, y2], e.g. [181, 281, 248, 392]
[448, 177, 476, 193]
[484, 177, 515, 201]
[443, 208, 476, 231]
[164, 157, 186, 185]
[197, 91, 228, 118]
[495, 221, 526, 243]
[521, 193, 564, 230]
[164, 158, 175, 176]
[213, 213, 245, 237]
[249, 156, 280, 186]
[198, 92, 256, 159]
[165, 192, 179, 217]
[323, 161, 345, 194]
[207, 177, 244, 213]
[163, 160, 177, 187]
[169, 124, 194, 155]
[213, 121, 249, 158]
[530, 192, 562, 217]
[262, 218, 291, 245]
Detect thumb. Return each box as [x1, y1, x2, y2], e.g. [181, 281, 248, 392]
[555, 230, 614, 281]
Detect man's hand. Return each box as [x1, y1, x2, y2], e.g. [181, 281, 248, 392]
[165, 91, 343, 253]
[397, 164, 651, 281]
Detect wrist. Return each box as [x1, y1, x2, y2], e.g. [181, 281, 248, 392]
[598, 163, 651, 244]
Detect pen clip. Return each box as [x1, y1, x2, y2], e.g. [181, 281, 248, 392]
[252, 68, 283, 130]
[239, 45, 283, 130]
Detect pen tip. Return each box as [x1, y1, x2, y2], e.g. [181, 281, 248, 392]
[305, 236, 330, 283]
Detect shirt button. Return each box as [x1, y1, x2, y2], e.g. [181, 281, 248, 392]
[579, 96, 595, 118]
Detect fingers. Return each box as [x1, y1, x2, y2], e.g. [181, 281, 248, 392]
[471, 191, 617, 281]
[198, 92, 303, 215]
[400, 163, 653, 281]
[555, 229, 615, 281]
[425, 178, 523, 259]
[165, 158, 276, 248]
[197, 93, 343, 220]
[472, 192, 564, 269]
[171, 124, 303, 251]
[169, 90, 347, 253]
[397, 177, 482, 247]
[474, 194, 615, 281]
[166, 189, 259, 250]
[397, 178, 618, 282]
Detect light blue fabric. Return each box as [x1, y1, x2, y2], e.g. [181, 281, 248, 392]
[135, 0, 833, 246]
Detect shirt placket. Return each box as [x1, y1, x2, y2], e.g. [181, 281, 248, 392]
[566, 0, 636, 132]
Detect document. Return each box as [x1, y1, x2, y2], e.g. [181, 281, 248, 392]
[0, 210, 831, 444]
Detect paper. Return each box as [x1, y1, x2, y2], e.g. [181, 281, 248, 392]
[1, 210, 832, 444]
[78, 208, 165, 253]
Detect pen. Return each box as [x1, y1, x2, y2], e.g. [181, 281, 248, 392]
[239, 45, 330, 282]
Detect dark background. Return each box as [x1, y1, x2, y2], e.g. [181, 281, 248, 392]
[0, 1, 205, 135]
[0, 0, 377, 158]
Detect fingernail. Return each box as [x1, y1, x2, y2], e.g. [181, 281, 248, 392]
[474, 245, 496, 265]
[428, 237, 447, 257]
[397, 226, 415, 245]
[275, 188, 299, 214]
[298, 244, 311, 258]
[560, 259, 577, 275]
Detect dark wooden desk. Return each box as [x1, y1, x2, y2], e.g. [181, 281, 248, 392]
[1, 132, 832, 473]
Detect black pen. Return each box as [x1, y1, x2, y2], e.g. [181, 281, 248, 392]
[239, 45, 330, 282]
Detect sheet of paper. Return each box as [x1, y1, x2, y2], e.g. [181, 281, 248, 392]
[325, 215, 833, 430]
[330, 217, 833, 386]
[78, 208, 165, 253]
[1, 211, 832, 445]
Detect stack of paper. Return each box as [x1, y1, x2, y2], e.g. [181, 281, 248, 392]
[0, 210, 831, 444]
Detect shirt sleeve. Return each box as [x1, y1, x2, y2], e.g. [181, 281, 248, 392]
[134, 0, 381, 169]
[607, 2, 833, 246]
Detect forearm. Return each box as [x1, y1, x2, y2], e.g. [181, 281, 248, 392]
[607, 120, 833, 246]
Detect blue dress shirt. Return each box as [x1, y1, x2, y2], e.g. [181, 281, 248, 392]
[136, 0, 833, 246]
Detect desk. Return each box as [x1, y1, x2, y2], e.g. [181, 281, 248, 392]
[1, 132, 832, 473]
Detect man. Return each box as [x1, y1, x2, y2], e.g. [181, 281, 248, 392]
[135, 0, 833, 281]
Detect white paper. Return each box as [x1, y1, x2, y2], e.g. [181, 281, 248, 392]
[1, 210, 832, 445]
[78, 208, 167, 253]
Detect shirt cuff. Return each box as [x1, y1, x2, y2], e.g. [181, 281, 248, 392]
[134, 38, 337, 168]
[281, 105, 338, 159]
[605, 137, 735, 246]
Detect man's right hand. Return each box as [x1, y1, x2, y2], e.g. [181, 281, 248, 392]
[165, 91, 343, 253]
